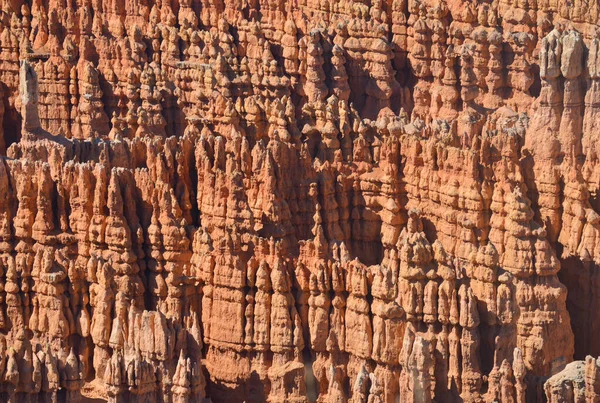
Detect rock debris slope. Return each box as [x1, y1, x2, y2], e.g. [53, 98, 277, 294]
[0, 0, 598, 401]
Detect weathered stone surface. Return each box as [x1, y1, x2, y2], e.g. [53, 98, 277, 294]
[0, 0, 599, 402]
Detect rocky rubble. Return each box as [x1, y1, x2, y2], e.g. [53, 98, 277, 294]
[0, 0, 599, 402]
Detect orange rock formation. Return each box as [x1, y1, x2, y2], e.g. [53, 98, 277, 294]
[0, 0, 598, 402]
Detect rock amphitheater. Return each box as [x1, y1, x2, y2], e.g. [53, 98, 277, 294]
[0, 0, 600, 401]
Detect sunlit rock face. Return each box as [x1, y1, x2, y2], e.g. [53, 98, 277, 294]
[2, 0, 600, 401]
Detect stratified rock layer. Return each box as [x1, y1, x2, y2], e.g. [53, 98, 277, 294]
[0, 0, 599, 402]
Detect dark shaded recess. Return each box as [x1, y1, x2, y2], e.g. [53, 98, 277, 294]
[421, 216, 439, 245]
[305, 131, 321, 160]
[206, 370, 264, 403]
[352, 206, 384, 265]
[134, 186, 156, 313]
[479, 323, 496, 374]
[271, 43, 284, 61]
[188, 149, 201, 227]
[142, 277, 154, 320]
[81, 395, 107, 402]
[559, 255, 600, 360]
[353, 238, 383, 266]
[348, 75, 368, 117]
[2, 84, 21, 151]
[530, 63, 542, 98]
[247, 369, 269, 402]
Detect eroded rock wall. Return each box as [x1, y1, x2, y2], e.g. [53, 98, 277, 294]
[0, 0, 597, 402]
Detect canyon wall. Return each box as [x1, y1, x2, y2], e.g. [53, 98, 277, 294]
[0, 0, 598, 401]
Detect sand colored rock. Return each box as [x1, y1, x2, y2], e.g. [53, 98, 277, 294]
[0, 0, 599, 402]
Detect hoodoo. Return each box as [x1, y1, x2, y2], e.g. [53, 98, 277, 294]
[0, 0, 598, 401]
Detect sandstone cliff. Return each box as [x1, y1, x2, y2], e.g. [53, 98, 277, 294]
[0, 0, 598, 402]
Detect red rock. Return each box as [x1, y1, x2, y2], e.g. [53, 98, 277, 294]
[1, 1, 599, 402]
